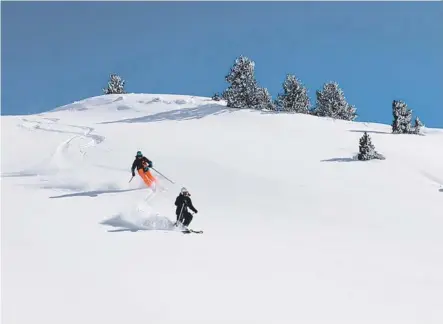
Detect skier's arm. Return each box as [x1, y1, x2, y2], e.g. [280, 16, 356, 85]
[187, 198, 198, 213]
[143, 157, 153, 167]
[131, 160, 136, 176]
[174, 197, 180, 206]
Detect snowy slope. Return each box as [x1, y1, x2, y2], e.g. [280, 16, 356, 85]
[2, 93, 443, 324]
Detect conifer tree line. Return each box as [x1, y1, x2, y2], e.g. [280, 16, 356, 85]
[101, 54, 424, 135]
[216, 55, 357, 120]
[215, 55, 424, 135]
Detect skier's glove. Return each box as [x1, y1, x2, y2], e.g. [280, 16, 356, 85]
[132, 172, 135, 177]
[149, 162, 153, 167]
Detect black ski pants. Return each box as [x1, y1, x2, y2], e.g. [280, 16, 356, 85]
[178, 211, 193, 226]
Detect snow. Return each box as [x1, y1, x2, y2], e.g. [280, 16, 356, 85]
[2, 93, 443, 324]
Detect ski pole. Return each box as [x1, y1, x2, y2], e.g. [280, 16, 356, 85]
[129, 175, 134, 183]
[176, 203, 185, 227]
[152, 167, 175, 184]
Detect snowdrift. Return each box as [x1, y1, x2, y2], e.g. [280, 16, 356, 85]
[2, 93, 443, 324]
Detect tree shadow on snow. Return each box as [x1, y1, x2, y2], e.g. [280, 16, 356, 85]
[49, 188, 143, 198]
[321, 157, 357, 162]
[1, 171, 40, 177]
[97, 104, 234, 124]
[349, 129, 391, 135]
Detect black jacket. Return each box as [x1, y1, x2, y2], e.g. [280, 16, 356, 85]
[175, 193, 197, 216]
[131, 156, 152, 176]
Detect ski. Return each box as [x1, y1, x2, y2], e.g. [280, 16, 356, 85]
[182, 229, 203, 234]
[175, 222, 203, 234]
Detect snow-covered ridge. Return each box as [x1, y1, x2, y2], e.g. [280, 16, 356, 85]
[2, 93, 443, 324]
[50, 93, 216, 112]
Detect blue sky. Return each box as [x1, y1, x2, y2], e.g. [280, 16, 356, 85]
[2, 1, 442, 127]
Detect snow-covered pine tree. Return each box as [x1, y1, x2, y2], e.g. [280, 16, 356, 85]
[103, 74, 126, 95]
[391, 100, 412, 134]
[413, 116, 424, 135]
[254, 87, 275, 110]
[212, 92, 222, 101]
[357, 132, 385, 161]
[222, 56, 260, 109]
[275, 74, 310, 113]
[313, 82, 357, 121]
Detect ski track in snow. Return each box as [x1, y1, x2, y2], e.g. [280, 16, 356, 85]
[3, 117, 112, 195]
[15, 115, 170, 225]
[19, 117, 105, 156]
[15, 117, 106, 172]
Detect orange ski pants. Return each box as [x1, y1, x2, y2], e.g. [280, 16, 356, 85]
[138, 168, 156, 188]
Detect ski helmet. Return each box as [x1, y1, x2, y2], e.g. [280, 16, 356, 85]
[136, 151, 142, 157]
[181, 187, 189, 195]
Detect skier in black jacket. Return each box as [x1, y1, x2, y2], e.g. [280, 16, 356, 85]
[131, 150, 156, 188]
[175, 187, 198, 226]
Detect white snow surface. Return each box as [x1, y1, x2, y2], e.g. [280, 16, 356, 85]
[2, 93, 443, 324]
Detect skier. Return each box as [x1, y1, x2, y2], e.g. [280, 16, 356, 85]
[131, 151, 157, 188]
[175, 187, 198, 227]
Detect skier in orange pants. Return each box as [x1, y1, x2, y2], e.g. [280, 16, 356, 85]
[131, 151, 157, 189]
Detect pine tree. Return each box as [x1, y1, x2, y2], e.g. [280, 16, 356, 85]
[313, 82, 357, 121]
[391, 100, 412, 134]
[254, 87, 275, 110]
[413, 116, 424, 135]
[222, 56, 261, 109]
[357, 132, 385, 161]
[103, 73, 126, 95]
[275, 74, 310, 113]
[212, 92, 222, 101]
